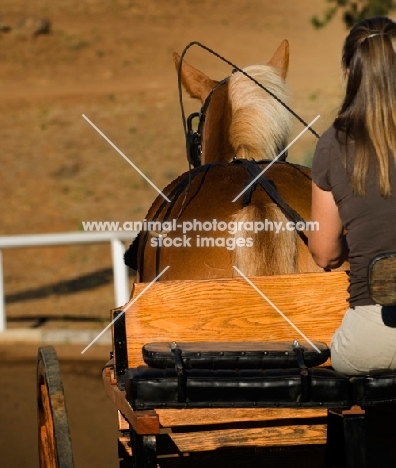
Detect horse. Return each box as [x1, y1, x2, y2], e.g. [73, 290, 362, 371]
[124, 40, 336, 282]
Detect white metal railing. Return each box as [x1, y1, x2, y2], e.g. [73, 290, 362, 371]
[0, 231, 139, 332]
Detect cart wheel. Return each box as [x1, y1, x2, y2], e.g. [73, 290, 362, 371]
[37, 345, 74, 468]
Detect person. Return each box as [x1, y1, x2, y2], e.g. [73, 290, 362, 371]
[309, 16, 396, 375]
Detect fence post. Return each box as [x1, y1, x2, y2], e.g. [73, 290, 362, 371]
[111, 238, 131, 307]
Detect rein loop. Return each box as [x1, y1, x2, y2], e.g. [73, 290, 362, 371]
[178, 41, 320, 169]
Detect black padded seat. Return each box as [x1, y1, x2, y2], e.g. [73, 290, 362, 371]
[351, 372, 396, 406]
[142, 341, 330, 370]
[125, 366, 352, 410]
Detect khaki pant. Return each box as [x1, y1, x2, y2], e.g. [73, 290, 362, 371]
[330, 305, 396, 375]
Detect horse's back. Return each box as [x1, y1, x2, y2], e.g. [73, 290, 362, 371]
[133, 161, 322, 281]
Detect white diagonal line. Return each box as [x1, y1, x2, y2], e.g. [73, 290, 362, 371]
[82, 114, 171, 202]
[81, 266, 170, 354]
[232, 115, 320, 202]
[233, 266, 321, 353]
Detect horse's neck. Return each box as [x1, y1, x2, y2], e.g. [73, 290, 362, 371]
[202, 151, 233, 164]
[201, 104, 284, 164]
[200, 79, 288, 163]
[201, 129, 234, 164]
[200, 85, 235, 164]
[202, 147, 275, 164]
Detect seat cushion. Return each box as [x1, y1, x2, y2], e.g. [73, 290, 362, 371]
[126, 366, 351, 410]
[352, 372, 396, 406]
[142, 341, 330, 370]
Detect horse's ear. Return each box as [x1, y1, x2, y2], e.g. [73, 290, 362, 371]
[267, 39, 289, 80]
[173, 52, 218, 103]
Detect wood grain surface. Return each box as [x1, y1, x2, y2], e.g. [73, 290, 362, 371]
[108, 271, 349, 451]
[121, 272, 349, 368]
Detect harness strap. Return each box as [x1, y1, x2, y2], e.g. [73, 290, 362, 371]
[233, 159, 309, 246]
[138, 177, 188, 280]
[138, 160, 309, 280]
[138, 163, 225, 279]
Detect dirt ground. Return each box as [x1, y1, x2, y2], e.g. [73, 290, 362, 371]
[0, 1, 354, 466]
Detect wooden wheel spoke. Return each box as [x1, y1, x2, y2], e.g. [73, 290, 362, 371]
[37, 346, 74, 468]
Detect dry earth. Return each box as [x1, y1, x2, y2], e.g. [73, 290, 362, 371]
[0, 1, 355, 467]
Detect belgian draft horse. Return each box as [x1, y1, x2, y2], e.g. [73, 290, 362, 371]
[125, 40, 339, 282]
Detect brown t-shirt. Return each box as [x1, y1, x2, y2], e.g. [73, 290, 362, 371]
[312, 126, 396, 307]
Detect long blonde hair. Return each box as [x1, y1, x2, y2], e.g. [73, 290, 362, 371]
[335, 16, 396, 196]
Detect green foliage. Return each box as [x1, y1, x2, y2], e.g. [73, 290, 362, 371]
[312, 0, 396, 29]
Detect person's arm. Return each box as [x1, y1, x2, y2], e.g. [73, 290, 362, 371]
[309, 182, 348, 269]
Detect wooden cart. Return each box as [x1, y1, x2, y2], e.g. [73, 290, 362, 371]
[37, 254, 396, 467]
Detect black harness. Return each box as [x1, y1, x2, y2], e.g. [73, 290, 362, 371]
[232, 158, 309, 246]
[135, 163, 225, 279]
[182, 61, 310, 247]
[124, 160, 311, 278]
[183, 75, 309, 246]
[125, 44, 319, 276]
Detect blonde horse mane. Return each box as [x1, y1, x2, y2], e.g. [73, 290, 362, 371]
[229, 65, 292, 160]
[231, 203, 297, 276]
[228, 65, 297, 276]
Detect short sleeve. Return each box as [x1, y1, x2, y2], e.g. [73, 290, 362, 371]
[311, 127, 334, 191]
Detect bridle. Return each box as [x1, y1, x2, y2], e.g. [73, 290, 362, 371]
[178, 41, 320, 169]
